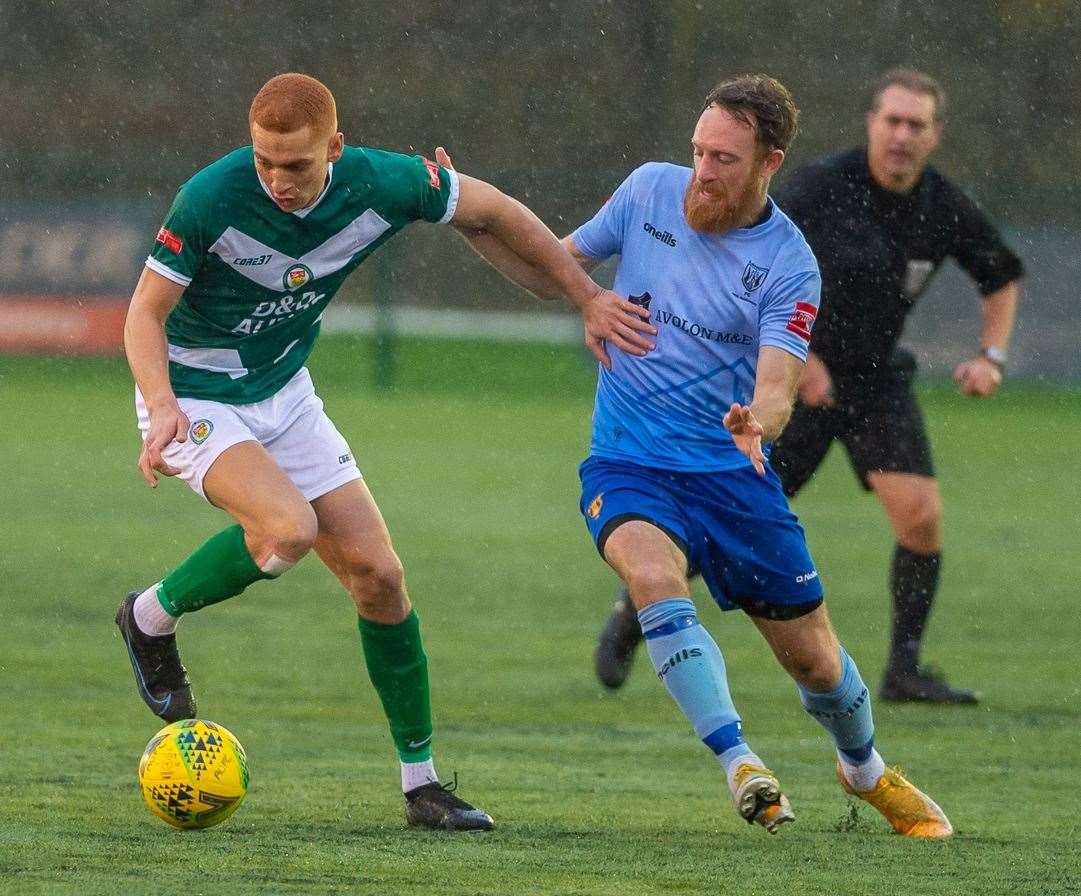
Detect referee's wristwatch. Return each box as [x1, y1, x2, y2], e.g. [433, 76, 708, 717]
[981, 345, 1007, 369]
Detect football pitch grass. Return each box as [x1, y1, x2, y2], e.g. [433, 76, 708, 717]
[1, 334, 1079, 895]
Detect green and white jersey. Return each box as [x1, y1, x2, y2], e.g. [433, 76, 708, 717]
[146, 145, 459, 403]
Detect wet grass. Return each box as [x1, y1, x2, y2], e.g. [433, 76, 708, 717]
[1, 335, 1078, 894]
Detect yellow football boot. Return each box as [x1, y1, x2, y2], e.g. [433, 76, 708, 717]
[837, 764, 953, 838]
[732, 763, 795, 834]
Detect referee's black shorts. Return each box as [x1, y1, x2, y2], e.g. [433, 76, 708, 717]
[769, 350, 935, 496]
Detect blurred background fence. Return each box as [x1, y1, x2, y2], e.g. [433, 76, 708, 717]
[2, 0, 1078, 379]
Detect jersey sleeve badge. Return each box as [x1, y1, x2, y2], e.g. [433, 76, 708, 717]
[156, 227, 184, 254]
[421, 157, 441, 188]
[785, 302, 818, 342]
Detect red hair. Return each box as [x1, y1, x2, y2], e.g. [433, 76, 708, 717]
[249, 73, 337, 136]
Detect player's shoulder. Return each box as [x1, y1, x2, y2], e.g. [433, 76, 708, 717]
[626, 161, 690, 189]
[181, 146, 256, 194]
[341, 145, 425, 180]
[767, 202, 820, 274]
[171, 146, 258, 217]
[610, 162, 690, 209]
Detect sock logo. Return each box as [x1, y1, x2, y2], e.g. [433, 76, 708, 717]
[657, 647, 702, 677]
[806, 686, 868, 720]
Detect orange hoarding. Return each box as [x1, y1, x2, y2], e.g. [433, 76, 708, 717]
[0, 296, 128, 355]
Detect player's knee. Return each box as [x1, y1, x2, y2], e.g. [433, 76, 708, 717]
[782, 649, 841, 692]
[259, 507, 319, 565]
[622, 560, 686, 604]
[347, 552, 406, 604]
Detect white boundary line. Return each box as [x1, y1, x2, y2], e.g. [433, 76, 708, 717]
[322, 304, 582, 345]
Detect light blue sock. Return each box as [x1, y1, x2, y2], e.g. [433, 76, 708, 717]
[638, 598, 753, 769]
[797, 647, 875, 762]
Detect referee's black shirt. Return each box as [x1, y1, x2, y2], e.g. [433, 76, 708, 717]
[773, 147, 1023, 380]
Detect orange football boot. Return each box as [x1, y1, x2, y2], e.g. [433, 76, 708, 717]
[837, 764, 953, 838]
[732, 763, 795, 834]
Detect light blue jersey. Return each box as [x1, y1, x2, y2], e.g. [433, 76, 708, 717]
[572, 162, 822, 472]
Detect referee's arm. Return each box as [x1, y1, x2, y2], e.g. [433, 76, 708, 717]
[948, 186, 1023, 396]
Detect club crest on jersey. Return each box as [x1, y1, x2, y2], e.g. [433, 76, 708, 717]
[588, 493, 604, 519]
[628, 292, 652, 312]
[189, 419, 214, 444]
[741, 262, 769, 292]
[283, 263, 314, 292]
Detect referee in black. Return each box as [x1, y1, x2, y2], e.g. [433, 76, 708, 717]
[593, 68, 1022, 704]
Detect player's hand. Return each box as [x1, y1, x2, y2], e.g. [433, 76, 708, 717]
[953, 355, 1002, 397]
[139, 401, 189, 488]
[723, 402, 766, 475]
[581, 288, 657, 369]
[435, 146, 455, 171]
[797, 353, 835, 408]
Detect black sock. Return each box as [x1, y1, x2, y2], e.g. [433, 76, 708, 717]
[887, 545, 941, 675]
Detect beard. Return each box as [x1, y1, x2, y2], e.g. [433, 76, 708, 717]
[683, 171, 768, 234]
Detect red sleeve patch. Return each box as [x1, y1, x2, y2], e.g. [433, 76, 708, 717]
[156, 227, 183, 255]
[785, 301, 817, 342]
[421, 157, 441, 189]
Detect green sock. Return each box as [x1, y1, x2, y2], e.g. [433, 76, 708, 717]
[358, 610, 434, 762]
[158, 524, 272, 615]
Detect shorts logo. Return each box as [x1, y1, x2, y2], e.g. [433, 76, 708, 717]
[588, 493, 604, 519]
[338, 453, 353, 465]
[189, 419, 213, 444]
[796, 569, 819, 584]
[741, 262, 769, 292]
[283, 263, 314, 292]
[785, 302, 818, 342]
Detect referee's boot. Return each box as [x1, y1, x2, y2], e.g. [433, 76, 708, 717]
[115, 591, 196, 723]
[594, 586, 643, 689]
[879, 665, 978, 705]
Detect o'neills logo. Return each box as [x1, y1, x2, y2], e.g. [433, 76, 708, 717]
[658, 647, 702, 677]
[643, 222, 677, 247]
[283, 263, 314, 292]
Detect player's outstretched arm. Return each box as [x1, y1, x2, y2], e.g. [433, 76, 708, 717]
[439, 149, 655, 368]
[724, 346, 804, 475]
[437, 148, 599, 300]
[124, 267, 188, 488]
[953, 279, 1019, 397]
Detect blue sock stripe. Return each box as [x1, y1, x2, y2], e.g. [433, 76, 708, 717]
[637, 597, 697, 633]
[839, 737, 875, 763]
[643, 614, 698, 640]
[702, 720, 744, 755]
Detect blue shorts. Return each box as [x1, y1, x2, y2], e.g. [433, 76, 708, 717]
[579, 456, 824, 619]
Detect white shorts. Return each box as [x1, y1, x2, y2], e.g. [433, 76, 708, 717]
[135, 367, 362, 502]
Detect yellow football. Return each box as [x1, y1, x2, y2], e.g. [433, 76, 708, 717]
[138, 719, 249, 829]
